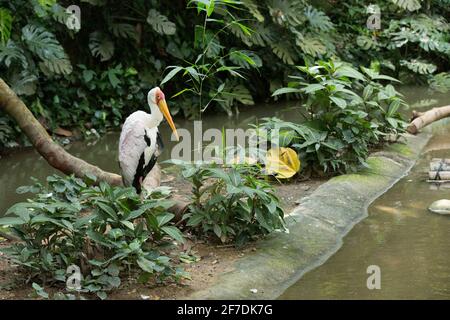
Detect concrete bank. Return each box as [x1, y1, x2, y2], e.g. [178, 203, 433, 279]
[187, 133, 432, 299]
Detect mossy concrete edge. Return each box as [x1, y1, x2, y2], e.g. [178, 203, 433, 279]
[186, 133, 431, 300]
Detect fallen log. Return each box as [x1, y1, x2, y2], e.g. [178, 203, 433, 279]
[407, 105, 450, 134]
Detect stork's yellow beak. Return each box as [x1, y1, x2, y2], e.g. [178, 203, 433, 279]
[158, 99, 179, 141]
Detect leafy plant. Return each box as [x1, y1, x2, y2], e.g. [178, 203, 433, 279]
[174, 162, 285, 245]
[0, 175, 186, 299]
[271, 60, 407, 173]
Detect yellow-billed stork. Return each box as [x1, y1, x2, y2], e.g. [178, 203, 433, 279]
[119, 87, 178, 193]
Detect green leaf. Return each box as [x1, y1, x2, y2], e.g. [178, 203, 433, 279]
[272, 87, 301, 96]
[137, 257, 156, 273]
[0, 9, 13, 45]
[161, 226, 184, 243]
[0, 217, 26, 225]
[330, 96, 347, 109]
[89, 31, 114, 62]
[97, 202, 118, 220]
[334, 65, 366, 82]
[156, 213, 175, 227]
[120, 220, 134, 230]
[21, 24, 65, 61]
[147, 9, 176, 35]
[160, 66, 183, 86]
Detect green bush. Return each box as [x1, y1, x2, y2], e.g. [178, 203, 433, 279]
[0, 175, 186, 299]
[268, 60, 407, 173]
[175, 162, 285, 245]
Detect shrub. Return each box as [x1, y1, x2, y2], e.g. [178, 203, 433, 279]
[0, 175, 186, 299]
[176, 162, 286, 245]
[270, 60, 408, 173]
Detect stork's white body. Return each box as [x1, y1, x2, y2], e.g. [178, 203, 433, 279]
[119, 111, 162, 188]
[118, 87, 177, 194]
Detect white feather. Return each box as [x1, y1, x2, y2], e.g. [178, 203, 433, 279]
[118, 110, 161, 186]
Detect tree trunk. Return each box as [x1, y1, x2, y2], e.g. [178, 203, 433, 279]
[0, 78, 123, 185]
[407, 105, 450, 134]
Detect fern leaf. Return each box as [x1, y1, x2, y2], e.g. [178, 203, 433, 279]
[89, 31, 114, 61]
[146, 9, 176, 35]
[0, 8, 13, 45]
[21, 25, 65, 60]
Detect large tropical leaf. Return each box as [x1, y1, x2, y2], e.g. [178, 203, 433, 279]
[400, 59, 436, 74]
[265, 147, 301, 179]
[146, 9, 176, 35]
[391, 0, 422, 11]
[109, 23, 138, 41]
[9, 71, 38, 96]
[21, 24, 65, 60]
[271, 43, 295, 65]
[89, 31, 114, 61]
[304, 6, 333, 31]
[0, 40, 27, 68]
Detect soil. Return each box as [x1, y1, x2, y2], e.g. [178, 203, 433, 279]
[0, 175, 326, 300]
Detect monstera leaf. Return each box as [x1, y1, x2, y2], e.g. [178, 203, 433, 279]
[265, 147, 301, 179]
[89, 31, 114, 61]
[146, 9, 176, 35]
[391, 0, 421, 11]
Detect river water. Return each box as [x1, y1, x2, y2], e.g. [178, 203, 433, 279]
[1, 86, 450, 299]
[280, 125, 450, 299]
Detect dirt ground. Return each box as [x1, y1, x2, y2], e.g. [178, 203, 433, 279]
[0, 176, 326, 300]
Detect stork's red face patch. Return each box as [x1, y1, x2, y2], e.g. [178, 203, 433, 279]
[156, 89, 165, 103]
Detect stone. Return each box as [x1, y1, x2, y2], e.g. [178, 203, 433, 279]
[428, 199, 450, 215]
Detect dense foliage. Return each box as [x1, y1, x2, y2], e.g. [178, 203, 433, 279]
[268, 60, 407, 172]
[0, 0, 449, 149]
[0, 175, 187, 299]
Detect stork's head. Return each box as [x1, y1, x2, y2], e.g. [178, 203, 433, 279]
[148, 87, 179, 141]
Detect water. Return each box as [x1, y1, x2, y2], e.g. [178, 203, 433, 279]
[279, 125, 450, 300]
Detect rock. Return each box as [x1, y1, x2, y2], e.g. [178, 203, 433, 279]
[428, 199, 450, 215]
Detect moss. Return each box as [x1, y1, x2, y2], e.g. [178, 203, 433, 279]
[385, 142, 414, 157]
